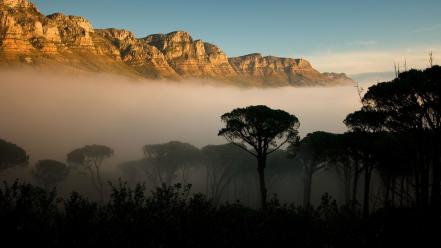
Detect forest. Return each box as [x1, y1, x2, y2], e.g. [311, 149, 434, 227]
[0, 65, 440, 247]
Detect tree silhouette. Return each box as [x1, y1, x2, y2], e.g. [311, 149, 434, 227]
[117, 159, 147, 183]
[345, 65, 441, 213]
[0, 138, 29, 172]
[32, 159, 69, 190]
[67, 145, 114, 202]
[344, 107, 387, 133]
[361, 66, 441, 209]
[218, 105, 299, 209]
[265, 149, 295, 194]
[201, 143, 253, 205]
[344, 113, 384, 218]
[289, 131, 337, 207]
[373, 133, 414, 208]
[142, 141, 201, 186]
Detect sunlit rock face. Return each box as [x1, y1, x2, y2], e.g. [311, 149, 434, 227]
[97, 28, 180, 80]
[0, 0, 46, 55]
[229, 53, 353, 86]
[46, 13, 95, 51]
[144, 31, 237, 80]
[0, 0, 34, 8]
[0, 0, 354, 86]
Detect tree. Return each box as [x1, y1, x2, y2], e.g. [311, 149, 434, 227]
[142, 141, 201, 186]
[265, 149, 296, 193]
[0, 138, 29, 172]
[343, 107, 387, 133]
[362, 66, 441, 209]
[32, 159, 69, 190]
[344, 112, 384, 218]
[344, 65, 441, 213]
[288, 131, 337, 207]
[67, 145, 114, 202]
[218, 105, 300, 209]
[201, 143, 253, 205]
[373, 133, 414, 208]
[118, 159, 147, 183]
[321, 133, 356, 206]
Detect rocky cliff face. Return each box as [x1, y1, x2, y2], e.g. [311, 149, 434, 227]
[229, 53, 354, 86]
[46, 13, 95, 52]
[144, 31, 237, 80]
[0, 0, 49, 56]
[96, 28, 179, 79]
[0, 0, 353, 86]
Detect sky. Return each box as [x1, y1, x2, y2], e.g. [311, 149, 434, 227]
[32, 0, 441, 74]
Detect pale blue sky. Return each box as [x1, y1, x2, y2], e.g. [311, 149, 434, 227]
[32, 0, 441, 74]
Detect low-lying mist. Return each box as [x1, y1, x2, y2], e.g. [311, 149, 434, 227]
[1, 69, 361, 165]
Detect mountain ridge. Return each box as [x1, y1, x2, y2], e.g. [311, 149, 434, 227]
[0, 0, 354, 86]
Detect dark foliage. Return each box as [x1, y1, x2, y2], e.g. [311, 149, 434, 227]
[0, 138, 29, 171]
[345, 66, 441, 214]
[218, 105, 300, 209]
[32, 159, 69, 189]
[0, 181, 439, 247]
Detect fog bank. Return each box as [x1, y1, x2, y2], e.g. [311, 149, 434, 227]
[0, 69, 361, 165]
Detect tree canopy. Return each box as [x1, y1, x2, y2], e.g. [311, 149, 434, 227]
[67, 145, 114, 167]
[218, 105, 300, 156]
[0, 138, 29, 172]
[355, 66, 441, 132]
[142, 141, 201, 186]
[32, 159, 69, 189]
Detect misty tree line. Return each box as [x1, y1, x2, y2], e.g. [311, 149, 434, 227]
[0, 65, 440, 219]
[119, 141, 294, 207]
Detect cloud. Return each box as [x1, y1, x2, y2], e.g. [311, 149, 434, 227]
[411, 24, 441, 33]
[306, 45, 441, 74]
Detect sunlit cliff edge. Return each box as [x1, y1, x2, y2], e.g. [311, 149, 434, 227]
[0, 0, 354, 86]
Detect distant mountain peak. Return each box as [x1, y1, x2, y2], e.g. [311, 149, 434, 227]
[0, 0, 354, 87]
[0, 0, 34, 8]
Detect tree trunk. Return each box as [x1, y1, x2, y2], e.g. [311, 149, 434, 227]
[303, 164, 313, 208]
[431, 153, 440, 210]
[342, 163, 352, 205]
[414, 164, 421, 209]
[400, 176, 405, 208]
[363, 164, 372, 219]
[421, 158, 429, 209]
[95, 165, 104, 202]
[384, 176, 390, 208]
[205, 165, 209, 196]
[257, 155, 267, 210]
[406, 177, 410, 207]
[391, 177, 396, 207]
[344, 173, 351, 205]
[87, 166, 100, 200]
[352, 164, 360, 209]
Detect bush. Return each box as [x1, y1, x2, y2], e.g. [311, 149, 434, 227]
[0, 180, 439, 247]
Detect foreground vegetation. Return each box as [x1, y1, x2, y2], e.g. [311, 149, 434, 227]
[0, 180, 439, 247]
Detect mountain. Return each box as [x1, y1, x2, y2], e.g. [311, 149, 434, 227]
[0, 0, 354, 86]
[229, 53, 353, 86]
